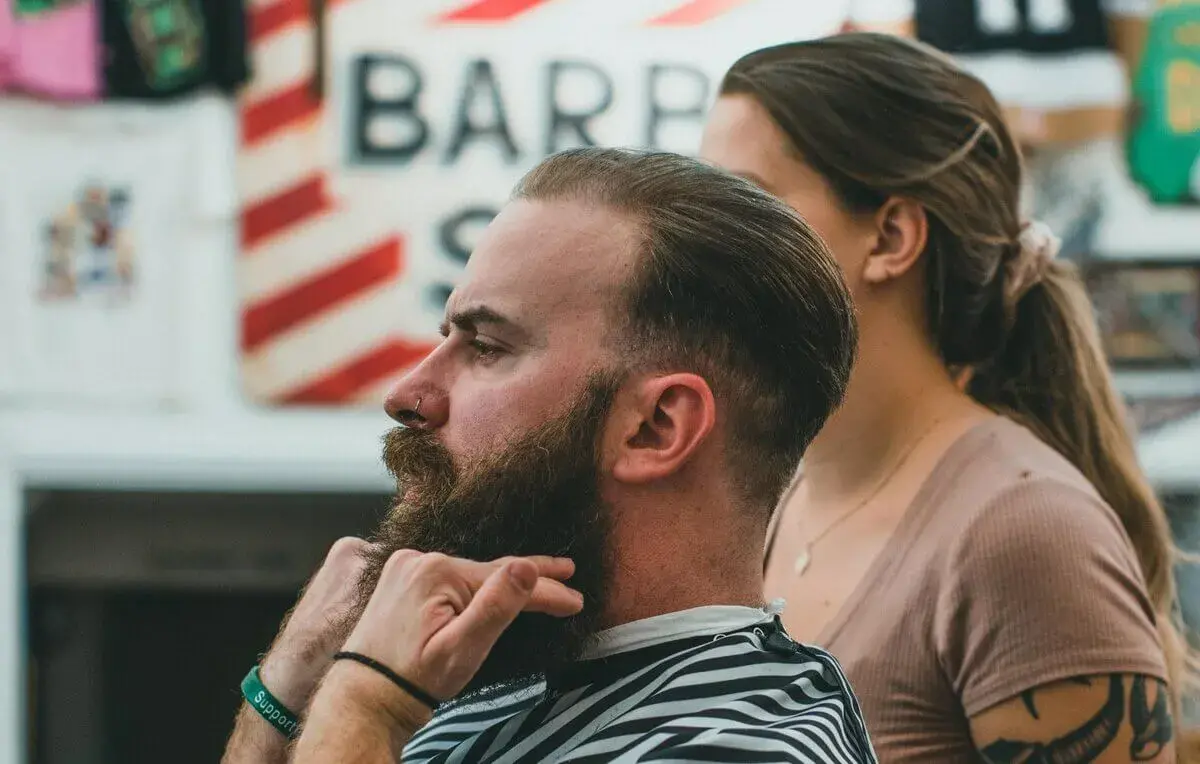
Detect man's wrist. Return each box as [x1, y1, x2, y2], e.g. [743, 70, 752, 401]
[259, 654, 321, 711]
[321, 660, 433, 739]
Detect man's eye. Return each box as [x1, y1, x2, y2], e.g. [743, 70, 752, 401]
[469, 339, 501, 359]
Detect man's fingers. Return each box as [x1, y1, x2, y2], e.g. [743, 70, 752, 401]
[525, 556, 576, 580]
[434, 561, 539, 670]
[526, 578, 585, 617]
[488, 555, 575, 581]
[478, 558, 581, 614]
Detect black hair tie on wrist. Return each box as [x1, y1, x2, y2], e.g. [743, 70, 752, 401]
[332, 651, 441, 710]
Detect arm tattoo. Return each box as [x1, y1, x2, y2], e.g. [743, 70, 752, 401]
[981, 675, 1124, 763]
[1020, 677, 1093, 720]
[1129, 675, 1173, 761]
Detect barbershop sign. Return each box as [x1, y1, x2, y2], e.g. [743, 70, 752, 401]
[237, 0, 828, 405]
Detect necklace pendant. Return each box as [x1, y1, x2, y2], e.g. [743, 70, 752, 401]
[794, 547, 812, 576]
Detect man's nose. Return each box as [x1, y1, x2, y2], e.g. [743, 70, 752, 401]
[384, 379, 447, 430]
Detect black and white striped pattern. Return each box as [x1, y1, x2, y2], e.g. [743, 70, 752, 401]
[403, 619, 876, 763]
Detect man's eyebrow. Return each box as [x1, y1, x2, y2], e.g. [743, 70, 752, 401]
[441, 305, 528, 339]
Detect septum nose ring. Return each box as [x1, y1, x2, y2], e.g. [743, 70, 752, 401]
[414, 397, 423, 417]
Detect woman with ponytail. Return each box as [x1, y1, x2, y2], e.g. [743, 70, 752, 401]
[701, 33, 1192, 763]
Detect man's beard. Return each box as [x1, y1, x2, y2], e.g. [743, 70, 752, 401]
[354, 374, 620, 694]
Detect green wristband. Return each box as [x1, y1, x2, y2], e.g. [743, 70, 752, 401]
[241, 665, 300, 739]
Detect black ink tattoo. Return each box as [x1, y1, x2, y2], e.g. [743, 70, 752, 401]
[1020, 677, 1092, 721]
[1129, 675, 1173, 761]
[981, 675, 1124, 763]
[1021, 690, 1040, 720]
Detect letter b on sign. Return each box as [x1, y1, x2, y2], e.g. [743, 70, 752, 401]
[354, 54, 430, 163]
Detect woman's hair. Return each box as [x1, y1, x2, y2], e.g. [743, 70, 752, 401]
[722, 32, 1194, 735]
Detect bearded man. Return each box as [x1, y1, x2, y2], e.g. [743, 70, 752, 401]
[221, 148, 871, 763]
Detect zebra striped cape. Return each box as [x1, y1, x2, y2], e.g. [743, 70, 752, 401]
[402, 615, 877, 763]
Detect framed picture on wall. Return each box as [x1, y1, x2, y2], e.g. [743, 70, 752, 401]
[1085, 261, 1200, 370]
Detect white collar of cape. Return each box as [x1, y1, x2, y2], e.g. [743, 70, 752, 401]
[581, 599, 785, 660]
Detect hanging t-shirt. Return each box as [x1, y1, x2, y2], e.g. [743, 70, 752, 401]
[102, 0, 250, 100]
[0, 96, 237, 406]
[915, 0, 1157, 110]
[0, 0, 101, 100]
[1129, 1, 1200, 205]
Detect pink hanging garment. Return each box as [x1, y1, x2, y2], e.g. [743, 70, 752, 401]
[0, 0, 101, 100]
[0, 0, 14, 81]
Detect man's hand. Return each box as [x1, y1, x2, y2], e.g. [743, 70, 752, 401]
[222, 537, 373, 764]
[262, 543, 582, 709]
[291, 552, 583, 763]
[261, 537, 375, 709]
[346, 552, 583, 701]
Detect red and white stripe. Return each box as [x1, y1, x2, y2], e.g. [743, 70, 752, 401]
[238, 0, 431, 406]
[436, 0, 762, 24]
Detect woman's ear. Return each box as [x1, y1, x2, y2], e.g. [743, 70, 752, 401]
[861, 197, 928, 286]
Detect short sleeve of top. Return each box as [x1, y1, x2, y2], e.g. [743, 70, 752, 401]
[849, 0, 913, 24]
[933, 477, 1168, 717]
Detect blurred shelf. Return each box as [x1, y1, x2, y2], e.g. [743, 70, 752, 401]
[3, 400, 1200, 492]
[0, 408, 394, 493]
[1094, 190, 1200, 261]
[1137, 411, 1200, 490]
[1116, 369, 1200, 398]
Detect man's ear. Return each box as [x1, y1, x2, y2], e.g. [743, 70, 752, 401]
[860, 197, 929, 286]
[610, 373, 716, 485]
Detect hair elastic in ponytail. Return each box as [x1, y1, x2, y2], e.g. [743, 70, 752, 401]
[1004, 220, 1062, 306]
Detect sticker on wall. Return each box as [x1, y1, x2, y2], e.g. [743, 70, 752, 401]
[39, 183, 136, 304]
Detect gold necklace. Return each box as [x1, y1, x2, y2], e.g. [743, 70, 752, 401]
[792, 420, 943, 577]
